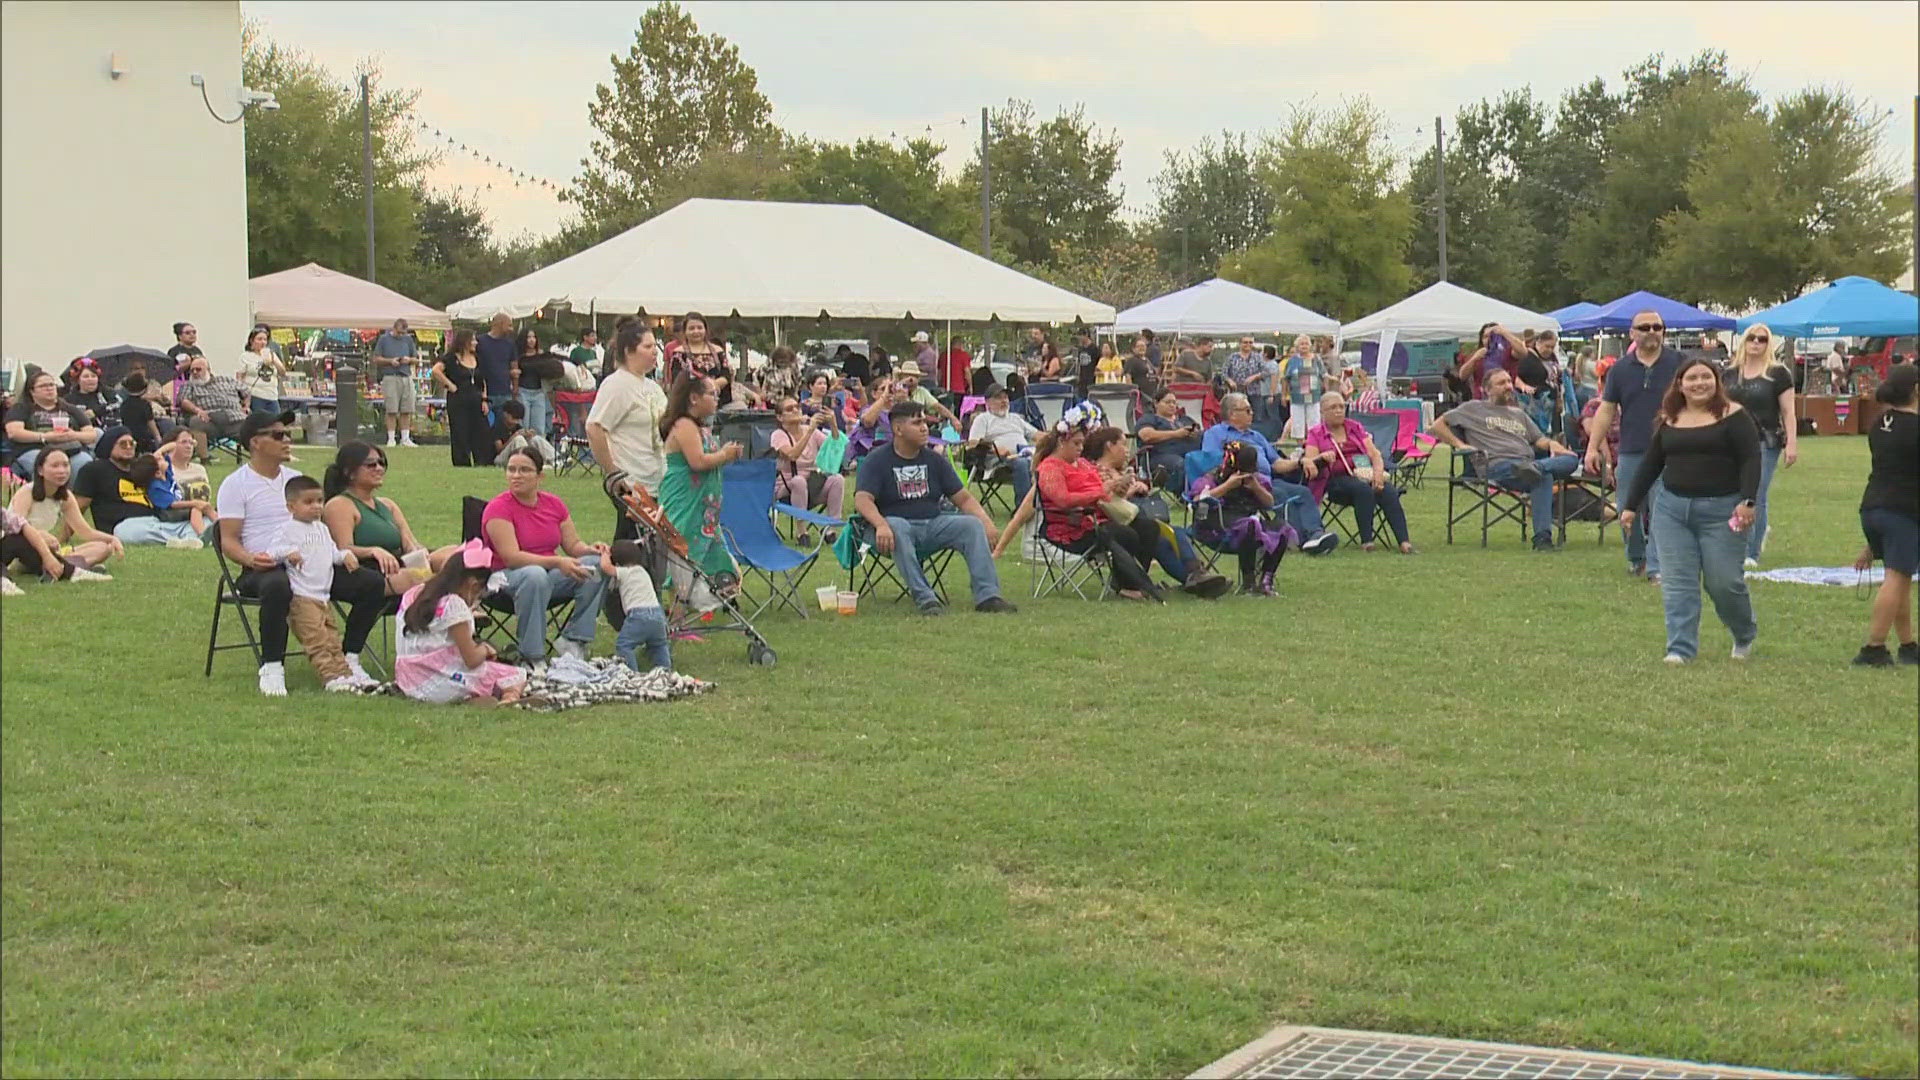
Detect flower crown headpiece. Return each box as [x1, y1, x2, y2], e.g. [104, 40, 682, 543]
[1052, 401, 1106, 435]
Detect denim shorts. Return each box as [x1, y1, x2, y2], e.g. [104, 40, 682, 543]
[1863, 507, 1919, 576]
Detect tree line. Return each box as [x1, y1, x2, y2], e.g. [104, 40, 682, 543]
[242, 3, 1910, 324]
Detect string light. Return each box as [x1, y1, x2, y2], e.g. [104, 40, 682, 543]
[404, 111, 567, 195]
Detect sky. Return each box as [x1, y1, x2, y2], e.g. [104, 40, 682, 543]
[245, 0, 1919, 243]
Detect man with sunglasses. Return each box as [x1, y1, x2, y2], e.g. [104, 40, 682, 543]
[217, 410, 388, 696]
[1585, 310, 1684, 581]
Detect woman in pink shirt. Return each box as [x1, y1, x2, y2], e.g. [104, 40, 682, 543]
[1304, 391, 1415, 553]
[479, 445, 611, 665]
[769, 396, 844, 545]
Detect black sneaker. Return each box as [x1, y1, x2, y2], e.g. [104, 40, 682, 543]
[1301, 531, 1338, 556]
[1851, 644, 1894, 667]
[1182, 570, 1231, 600]
[916, 601, 945, 617]
[1898, 642, 1919, 666]
[974, 597, 1017, 614]
[1532, 534, 1556, 552]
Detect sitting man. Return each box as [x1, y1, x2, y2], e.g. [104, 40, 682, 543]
[965, 385, 1038, 510]
[853, 400, 1016, 617]
[1428, 367, 1581, 552]
[176, 356, 251, 461]
[1198, 393, 1339, 555]
[490, 398, 558, 467]
[892, 359, 960, 431]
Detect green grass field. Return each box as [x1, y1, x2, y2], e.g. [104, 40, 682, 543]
[2, 436, 1914, 1078]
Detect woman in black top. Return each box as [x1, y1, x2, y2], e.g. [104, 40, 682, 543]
[1619, 358, 1761, 664]
[1851, 363, 1919, 666]
[1722, 323, 1798, 567]
[61, 360, 120, 428]
[431, 330, 494, 467]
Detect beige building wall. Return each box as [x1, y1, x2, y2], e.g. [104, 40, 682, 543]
[2, 0, 248, 378]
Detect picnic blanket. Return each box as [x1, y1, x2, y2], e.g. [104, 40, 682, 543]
[518, 657, 714, 711]
[1744, 566, 1885, 587]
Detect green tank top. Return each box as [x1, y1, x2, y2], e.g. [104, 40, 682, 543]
[348, 493, 405, 554]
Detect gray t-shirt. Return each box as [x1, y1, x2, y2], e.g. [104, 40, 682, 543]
[372, 331, 417, 378]
[1439, 399, 1543, 467]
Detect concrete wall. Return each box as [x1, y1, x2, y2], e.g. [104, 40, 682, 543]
[2, 0, 248, 380]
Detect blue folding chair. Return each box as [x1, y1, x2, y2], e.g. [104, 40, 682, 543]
[718, 458, 839, 620]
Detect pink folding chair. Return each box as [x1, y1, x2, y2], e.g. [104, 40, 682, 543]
[1378, 406, 1438, 489]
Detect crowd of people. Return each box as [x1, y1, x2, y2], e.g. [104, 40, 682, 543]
[4, 307, 1913, 692]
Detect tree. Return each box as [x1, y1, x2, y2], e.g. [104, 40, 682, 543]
[395, 188, 545, 310]
[1015, 230, 1179, 312]
[1222, 100, 1414, 321]
[1146, 132, 1274, 286]
[241, 24, 430, 284]
[784, 137, 973, 246]
[567, 1, 775, 229]
[1402, 143, 1540, 302]
[1655, 88, 1910, 308]
[961, 99, 1124, 267]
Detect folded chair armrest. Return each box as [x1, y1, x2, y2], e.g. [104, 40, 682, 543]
[771, 502, 842, 529]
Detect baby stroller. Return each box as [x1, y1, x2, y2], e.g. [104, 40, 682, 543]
[604, 475, 778, 667]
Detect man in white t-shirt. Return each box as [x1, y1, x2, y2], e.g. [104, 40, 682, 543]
[587, 324, 670, 542]
[216, 408, 388, 696]
[965, 385, 1038, 509]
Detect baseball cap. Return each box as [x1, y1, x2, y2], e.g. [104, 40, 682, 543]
[237, 408, 297, 447]
[911, 331, 930, 343]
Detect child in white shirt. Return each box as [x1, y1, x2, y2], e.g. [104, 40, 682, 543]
[609, 539, 671, 671]
[265, 476, 364, 691]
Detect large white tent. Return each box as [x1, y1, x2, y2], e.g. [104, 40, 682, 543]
[1110, 278, 1338, 336]
[250, 262, 450, 330]
[1339, 281, 1558, 343]
[446, 198, 1115, 325]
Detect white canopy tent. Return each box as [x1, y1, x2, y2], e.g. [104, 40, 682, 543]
[250, 262, 450, 330]
[1338, 281, 1558, 390]
[1110, 278, 1338, 336]
[446, 198, 1116, 327]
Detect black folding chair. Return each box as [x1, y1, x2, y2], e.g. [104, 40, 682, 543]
[845, 516, 956, 606]
[461, 496, 577, 661]
[1445, 449, 1544, 547]
[204, 543, 397, 677]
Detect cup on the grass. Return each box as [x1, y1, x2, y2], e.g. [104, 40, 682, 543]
[815, 585, 838, 612]
[836, 590, 858, 616]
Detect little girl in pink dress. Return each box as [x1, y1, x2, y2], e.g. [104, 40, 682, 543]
[395, 539, 527, 704]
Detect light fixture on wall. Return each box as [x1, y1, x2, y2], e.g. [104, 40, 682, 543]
[109, 52, 127, 79]
[188, 72, 278, 124]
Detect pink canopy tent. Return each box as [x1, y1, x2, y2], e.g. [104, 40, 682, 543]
[248, 262, 450, 330]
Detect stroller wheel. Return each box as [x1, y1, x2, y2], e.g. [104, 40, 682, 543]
[747, 641, 777, 667]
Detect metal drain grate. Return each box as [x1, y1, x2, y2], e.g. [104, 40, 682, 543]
[1190, 1026, 1823, 1080]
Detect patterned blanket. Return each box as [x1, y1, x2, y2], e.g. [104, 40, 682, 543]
[1744, 566, 1886, 588]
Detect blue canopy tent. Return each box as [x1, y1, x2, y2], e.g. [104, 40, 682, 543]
[1558, 290, 1735, 333]
[1735, 276, 1920, 338]
[1545, 301, 1601, 326]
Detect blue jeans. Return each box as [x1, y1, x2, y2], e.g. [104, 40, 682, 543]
[12, 447, 93, 479]
[882, 513, 1003, 608]
[1487, 453, 1580, 542]
[615, 604, 671, 671]
[250, 397, 283, 418]
[112, 514, 207, 545]
[1271, 476, 1325, 538]
[501, 553, 608, 662]
[1748, 444, 1780, 560]
[517, 388, 552, 440]
[1323, 473, 1411, 545]
[487, 390, 515, 420]
[1651, 491, 1757, 660]
[1007, 455, 1033, 512]
[1150, 523, 1204, 580]
[1614, 452, 1660, 575]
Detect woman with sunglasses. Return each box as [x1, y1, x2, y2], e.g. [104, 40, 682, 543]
[321, 440, 463, 596]
[1722, 323, 1797, 568]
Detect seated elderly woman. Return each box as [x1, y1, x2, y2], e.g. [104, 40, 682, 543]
[481, 445, 611, 665]
[1033, 412, 1167, 602]
[322, 440, 463, 596]
[1303, 390, 1415, 554]
[1187, 439, 1291, 596]
[1132, 388, 1202, 492]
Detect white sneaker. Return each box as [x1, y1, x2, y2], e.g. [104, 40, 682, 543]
[387, 433, 398, 447]
[1, 576, 22, 597]
[400, 435, 418, 448]
[344, 653, 374, 684]
[258, 662, 288, 696]
[1742, 557, 1758, 570]
[1731, 640, 1754, 661]
[164, 536, 204, 551]
[1662, 653, 1687, 665]
[69, 567, 113, 582]
[554, 638, 588, 662]
[324, 675, 361, 692]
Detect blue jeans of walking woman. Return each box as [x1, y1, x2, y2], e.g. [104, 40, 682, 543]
[1650, 491, 1756, 660]
[1746, 444, 1781, 560]
[501, 553, 608, 662]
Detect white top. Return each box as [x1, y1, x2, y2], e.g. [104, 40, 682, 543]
[266, 517, 345, 601]
[613, 563, 660, 612]
[216, 463, 300, 554]
[398, 592, 473, 657]
[968, 410, 1038, 455]
[238, 351, 282, 401]
[586, 368, 668, 494]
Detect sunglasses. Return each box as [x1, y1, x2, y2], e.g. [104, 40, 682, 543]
[257, 430, 292, 442]
[363, 458, 388, 469]
[1750, 336, 1770, 344]
[1633, 324, 1666, 332]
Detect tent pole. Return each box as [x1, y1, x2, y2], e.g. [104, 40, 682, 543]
[773, 316, 782, 349]
[945, 320, 953, 393]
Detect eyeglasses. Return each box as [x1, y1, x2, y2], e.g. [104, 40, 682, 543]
[259, 430, 292, 442]
[363, 459, 388, 469]
[1750, 336, 1770, 343]
[1633, 323, 1665, 332]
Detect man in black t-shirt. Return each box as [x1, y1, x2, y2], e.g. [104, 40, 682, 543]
[853, 401, 1015, 617]
[70, 426, 203, 546]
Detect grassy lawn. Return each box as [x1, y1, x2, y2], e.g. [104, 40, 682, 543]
[2, 435, 1914, 1078]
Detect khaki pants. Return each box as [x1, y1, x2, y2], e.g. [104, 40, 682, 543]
[288, 596, 350, 683]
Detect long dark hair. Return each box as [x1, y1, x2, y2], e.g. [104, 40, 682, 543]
[323, 440, 384, 501]
[659, 374, 710, 440]
[403, 557, 491, 636]
[1083, 425, 1127, 464]
[443, 329, 475, 362]
[1657, 358, 1730, 424]
[29, 446, 72, 503]
[514, 326, 540, 356]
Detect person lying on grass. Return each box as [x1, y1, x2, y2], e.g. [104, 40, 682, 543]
[395, 539, 528, 705]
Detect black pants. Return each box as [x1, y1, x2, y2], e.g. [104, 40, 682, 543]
[446, 392, 493, 467]
[1059, 516, 1159, 593]
[236, 565, 386, 663]
[1, 533, 72, 580]
[1200, 515, 1286, 581]
[1323, 473, 1411, 544]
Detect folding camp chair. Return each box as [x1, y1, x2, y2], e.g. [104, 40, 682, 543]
[1444, 448, 1541, 547]
[461, 495, 576, 660]
[1028, 501, 1111, 601]
[1165, 382, 1220, 430]
[844, 516, 957, 606]
[714, 408, 779, 460]
[550, 390, 598, 477]
[1366, 406, 1438, 489]
[1088, 384, 1140, 430]
[718, 458, 839, 620]
[1019, 381, 1075, 430]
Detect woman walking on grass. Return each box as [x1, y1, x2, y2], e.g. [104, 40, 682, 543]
[1722, 323, 1797, 568]
[1618, 359, 1761, 665]
[1850, 363, 1919, 667]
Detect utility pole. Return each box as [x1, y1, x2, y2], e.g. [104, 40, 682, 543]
[979, 106, 992, 258]
[1435, 115, 1448, 283]
[1180, 224, 1190, 287]
[361, 74, 376, 283]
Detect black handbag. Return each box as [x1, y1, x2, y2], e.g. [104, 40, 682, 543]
[1129, 494, 1171, 524]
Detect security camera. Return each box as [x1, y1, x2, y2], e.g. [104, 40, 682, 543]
[257, 98, 280, 112]
[236, 87, 278, 108]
